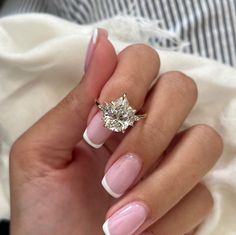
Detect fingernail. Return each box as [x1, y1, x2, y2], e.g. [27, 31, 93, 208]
[84, 28, 98, 72]
[84, 28, 108, 72]
[83, 111, 112, 148]
[103, 202, 148, 235]
[102, 154, 142, 198]
[140, 232, 154, 235]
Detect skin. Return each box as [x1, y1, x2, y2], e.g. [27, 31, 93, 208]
[10, 31, 223, 235]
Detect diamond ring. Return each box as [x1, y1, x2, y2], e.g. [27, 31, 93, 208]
[96, 94, 147, 133]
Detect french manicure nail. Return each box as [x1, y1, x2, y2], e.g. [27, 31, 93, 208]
[102, 154, 142, 198]
[103, 202, 148, 235]
[84, 28, 98, 72]
[84, 28, 108, 72]
[83, 111, 112, 148]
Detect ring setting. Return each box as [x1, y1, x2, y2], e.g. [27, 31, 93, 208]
[96, 94, 146, 133]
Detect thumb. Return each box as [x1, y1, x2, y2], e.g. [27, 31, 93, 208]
[15, 28, 117, 158]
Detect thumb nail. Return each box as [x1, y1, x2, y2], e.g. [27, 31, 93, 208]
[84, 28, 108, 72]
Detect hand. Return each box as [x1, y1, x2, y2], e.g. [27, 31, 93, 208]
[10, 28, 223, 235]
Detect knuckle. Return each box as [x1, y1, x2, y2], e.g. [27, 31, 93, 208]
[114, 74, 140, 89]
[161, 71, 198, 102]
[128, 43, 160, 61]
[10, 137, 30, 167]
[10, 139, 21, 157]
[61, 91, 79, 111]
[60, 91, 86, 123]
[102, 78, 145, 109]
[143, 121, 168, 149]
[196, 184, 214, 212]
[191, 124, 224, 155]
[10, 134, 30, 157]
[124, 43, 160, 73]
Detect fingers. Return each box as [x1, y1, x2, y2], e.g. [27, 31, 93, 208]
[99, 44, 160, 108]
[102, 72, 198, 197]
[11, 28, 117, 167]
[141, 184, 213, 235]
[103, 125, 223, 235]
[83, 44, 160, 148]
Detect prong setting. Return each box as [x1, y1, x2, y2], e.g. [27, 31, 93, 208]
[96, 94, 146, 133]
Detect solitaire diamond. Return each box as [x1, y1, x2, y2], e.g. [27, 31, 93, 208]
[96, 94, 146, 133]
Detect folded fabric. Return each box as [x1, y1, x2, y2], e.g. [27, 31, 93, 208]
[0, 14, 236, 235]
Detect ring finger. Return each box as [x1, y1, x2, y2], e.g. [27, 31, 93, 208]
[83, 44, 160, 148]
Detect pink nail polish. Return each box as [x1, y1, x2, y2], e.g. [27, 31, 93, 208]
[83, 111, 112, 148]
[103, 202, 148, 235]
[102, 154, 142, 198]
[84, 28, 98, 72]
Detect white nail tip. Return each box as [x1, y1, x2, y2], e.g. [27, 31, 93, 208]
[102, 220, 111, 235]
[92, 28, 98, 44]
[101, 176, 122, 198]
[83, 129, 103, 149]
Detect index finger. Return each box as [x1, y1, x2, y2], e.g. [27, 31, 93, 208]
[12, 29, 117, 165]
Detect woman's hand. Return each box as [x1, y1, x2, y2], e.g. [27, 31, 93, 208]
[10, 29, 223, 235]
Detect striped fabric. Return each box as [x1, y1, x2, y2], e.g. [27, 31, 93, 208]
[0, 0, 235, 67]
[0, 0, 46, 14]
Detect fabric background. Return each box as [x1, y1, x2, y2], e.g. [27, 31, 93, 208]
[0, 14, 236, 234]
[0, 0, 236, 67]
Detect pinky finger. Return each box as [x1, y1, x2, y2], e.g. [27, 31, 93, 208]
[141, 184, 213, 235]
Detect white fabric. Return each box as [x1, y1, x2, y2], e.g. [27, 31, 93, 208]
[0, 14, 236, 234]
